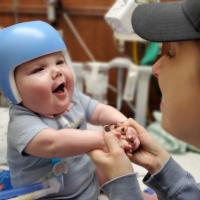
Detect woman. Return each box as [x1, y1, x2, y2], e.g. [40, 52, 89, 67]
[89, 0, 200, 199]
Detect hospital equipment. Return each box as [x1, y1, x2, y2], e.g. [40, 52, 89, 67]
[72, 58, 152, 127]
[105, 0, 160, 35]
[105, 0, 138, 34]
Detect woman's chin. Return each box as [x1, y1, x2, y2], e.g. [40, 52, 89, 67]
[161, 118, 171, 133]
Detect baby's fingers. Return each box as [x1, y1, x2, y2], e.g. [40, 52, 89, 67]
[123, 118, 147, 136]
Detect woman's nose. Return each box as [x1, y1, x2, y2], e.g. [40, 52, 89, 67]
[152, 57, 163, 79]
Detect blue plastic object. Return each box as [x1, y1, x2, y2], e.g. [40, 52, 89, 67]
[0, 21, 66, 104]
[51, 158, 62, 166]
[0, 170, 12, 191]
[0, 181, 46, 200]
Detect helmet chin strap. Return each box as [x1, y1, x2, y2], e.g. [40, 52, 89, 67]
[9, 69, 22, 104]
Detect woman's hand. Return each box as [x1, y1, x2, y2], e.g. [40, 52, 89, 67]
[123, 118, 170, 174]
[89, 131, 134, 183]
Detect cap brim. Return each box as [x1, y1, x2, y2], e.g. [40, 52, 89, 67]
[132, 1, 200, 42]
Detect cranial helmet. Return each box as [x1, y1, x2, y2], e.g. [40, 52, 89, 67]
[0, 21, 67, 104]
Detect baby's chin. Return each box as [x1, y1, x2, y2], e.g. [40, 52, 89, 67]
[39, 108, 67, 118]
[34, 101, 73, 117]
[52, 101, 73, 115]
[52, 107, 70, 117]
[53, 102, 74, 117]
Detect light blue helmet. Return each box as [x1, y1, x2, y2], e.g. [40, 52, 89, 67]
[0, 21, 67, 104]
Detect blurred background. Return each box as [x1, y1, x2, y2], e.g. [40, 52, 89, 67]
[0, 0, 165, 126]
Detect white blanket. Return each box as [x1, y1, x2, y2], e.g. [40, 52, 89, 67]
[0, 107, 9, 164]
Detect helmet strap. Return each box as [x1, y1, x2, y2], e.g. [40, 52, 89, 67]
[10, 69, 22, 104]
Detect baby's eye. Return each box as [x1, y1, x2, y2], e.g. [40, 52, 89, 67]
[56, 59, 65, 65]
[31, 66, 44, 73]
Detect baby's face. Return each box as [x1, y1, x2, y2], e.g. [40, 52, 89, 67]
[15, 52, 74, 116]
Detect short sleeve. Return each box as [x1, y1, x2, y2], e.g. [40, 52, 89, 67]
[73, 89, 99, 120]
[8, 105, 49, 155]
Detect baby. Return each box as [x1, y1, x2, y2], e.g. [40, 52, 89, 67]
[0, 21, 139, 199]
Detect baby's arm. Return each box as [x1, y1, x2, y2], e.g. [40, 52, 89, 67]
[24, 128, 105, 158]
[89, 103, 127, 125]
[23, 103, 127, 159]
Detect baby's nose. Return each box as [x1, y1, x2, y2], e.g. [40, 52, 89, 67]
[52, 67, 62, 79]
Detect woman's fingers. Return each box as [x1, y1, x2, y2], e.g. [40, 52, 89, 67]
[89, 149, 106, 162]
[103, 131, 122, 154]
[89, 131, 121, 162]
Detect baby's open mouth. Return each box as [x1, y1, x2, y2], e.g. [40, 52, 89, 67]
[53, 83, 65, 93]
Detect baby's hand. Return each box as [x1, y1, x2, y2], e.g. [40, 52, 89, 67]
[126, 127, 140, 147]
[103, 123, 140, 155]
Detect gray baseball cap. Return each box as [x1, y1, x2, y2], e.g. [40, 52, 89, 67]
[132, 0, 200, 42]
